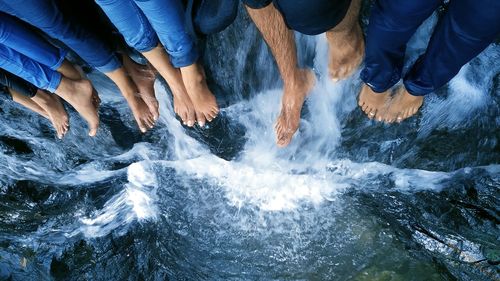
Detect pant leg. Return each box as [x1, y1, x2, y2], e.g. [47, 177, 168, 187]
[95, 0, 159, 53]
[0, 69, 38, 98]
[0, 0, 121, 73]
[360, 0, 441, 93]
[0, 13, 66, 70]
[404, 0, 500, 96]
[134, 0, 199, 67]
[0, 44, 61, 93]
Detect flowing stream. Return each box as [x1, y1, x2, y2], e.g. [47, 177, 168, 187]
[0, 5, 499, 281]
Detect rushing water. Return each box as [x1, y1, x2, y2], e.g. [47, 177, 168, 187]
[1, 5, 499, 281]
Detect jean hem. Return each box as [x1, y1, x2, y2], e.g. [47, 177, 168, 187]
[47, 71, 62, 93]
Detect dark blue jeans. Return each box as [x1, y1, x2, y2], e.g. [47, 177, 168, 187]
[360, 0, 500, 96]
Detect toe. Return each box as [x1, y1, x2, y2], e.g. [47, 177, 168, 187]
[196, 112, 206, 127]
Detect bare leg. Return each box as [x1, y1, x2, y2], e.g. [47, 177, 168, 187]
[180, 63, 219, 127]
[382, 86, 423, 123]
[122, 54, 160, 121]
[246, 4, 315, 147]
[142, 44, 196, 126]
[105, 67, 155, 133]
[358, 84, 391, 121]
[53, 77, 99, 136]
[326, 0, 364, 81]
[28, 89, 70, 139]
[9, 89, 48, 119]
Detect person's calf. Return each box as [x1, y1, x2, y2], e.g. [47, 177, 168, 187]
[326, 0, 364, 81]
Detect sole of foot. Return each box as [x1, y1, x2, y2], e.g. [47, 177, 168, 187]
[358, 84, 391, 121]
[123, 56, 160, 121]
[32, 90, 69, 139]
[275, 69, 316, 147]
[180, 63, 219, 127]
[327, 22, 364, 81]
[382, 86, 424, 123]
[54, 78, 99, 137]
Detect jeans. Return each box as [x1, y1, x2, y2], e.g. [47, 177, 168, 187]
[0, 0, 121, 73]
[0, 45, 61, 93]
[0, 12, 62, 92]
[360, 0, 500, 96]
[0, 13, 67, 71]
[0, 68, 38, 98]
[96, 0, 198, 68]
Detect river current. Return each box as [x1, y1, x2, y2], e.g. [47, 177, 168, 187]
[0, 5, 499, 281]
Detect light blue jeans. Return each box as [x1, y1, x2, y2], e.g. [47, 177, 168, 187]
[0, 0, 121, 73]
[95, 0, 199, 68]
[0, 13, 63, 92]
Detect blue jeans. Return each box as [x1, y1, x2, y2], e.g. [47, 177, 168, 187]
[0, 0, 121, 73]
[360, 0, 500, 96]
[96, 0, 198, 68]
[0, 68, 38, 98]
[0, 13, 63, 92]
[0, 13, 67, 71]
[0, 45, 61, 93]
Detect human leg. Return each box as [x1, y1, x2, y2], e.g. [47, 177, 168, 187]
[246, 3, 315, 147]
[134, 0, 218, 127]
[325, 0, 364, 81]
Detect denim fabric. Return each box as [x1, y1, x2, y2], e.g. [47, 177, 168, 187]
[0, 68, 38, 98]
[361, 0, 500, 96]
[0, 13, 66, 71]
[96, 0, 198, 68]
[0, 0, 121, 73]
[0, 45, 61, 93]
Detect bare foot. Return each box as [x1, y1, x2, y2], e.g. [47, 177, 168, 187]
[325, 0, 364, 81]
[31, 90, 69, 139]
[275, 69, 315, 147]
[54, 78, 99, 136]
[180, 63, 219, 127]
[172, 89, 196, 127]
[358, 84, 391, 121]
[57, 60, 101, 109]
[122, 56, 160, 121]
[124, 94, 156, 133]
[382, 86, 423, 123]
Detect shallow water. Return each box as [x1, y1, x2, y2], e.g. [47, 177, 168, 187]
[1, 6, 499, 281]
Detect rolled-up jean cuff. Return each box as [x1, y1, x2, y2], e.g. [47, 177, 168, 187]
[46, 71, 62, 93]
[170, 47, 199, 68]
[94, 54, 122, 73]
[360, 77, 392, 94]
[50, 48, 68, 70]
[133, 36, 159, 53]
[360, 68, 399, 93]
[403, 80, 430, 96]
